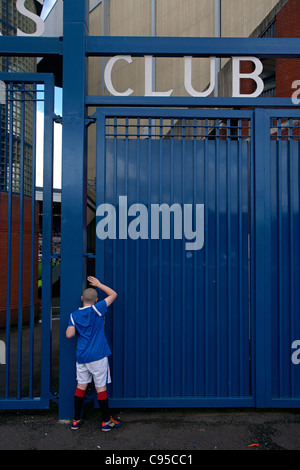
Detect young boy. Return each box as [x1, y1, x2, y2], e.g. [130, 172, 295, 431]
[66, 275, 120, 431]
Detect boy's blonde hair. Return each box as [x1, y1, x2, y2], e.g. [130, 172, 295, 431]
[82, 288, 98, 305]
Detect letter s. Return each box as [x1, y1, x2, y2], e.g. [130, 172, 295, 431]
[291, 340, 300, 365]
[16, 0, 45, 37]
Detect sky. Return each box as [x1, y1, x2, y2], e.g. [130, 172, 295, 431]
[36, 88, 62, 189]
[41, 0, 58, 21]
[36, 1, 62, 189]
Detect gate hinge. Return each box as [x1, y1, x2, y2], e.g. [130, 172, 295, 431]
[53, 114, 62, 124]
[52, 115, 96, 126]
[85, 116, 96, 127]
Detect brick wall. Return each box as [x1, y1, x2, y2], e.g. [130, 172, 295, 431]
[276, 0, 300, 97]
[0, 193, 40, 327]
[234, 0, 300, 99]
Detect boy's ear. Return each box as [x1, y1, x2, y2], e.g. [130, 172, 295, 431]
[81, 295, 83, 302]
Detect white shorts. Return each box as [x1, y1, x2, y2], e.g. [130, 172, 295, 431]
[76, 357, 111, 388]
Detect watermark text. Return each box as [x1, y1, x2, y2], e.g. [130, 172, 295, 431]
[291, 340, 300, 365]
[96, 196, 204, 251]
[292, 80, 300, 105]
[0, 340, 5, 365]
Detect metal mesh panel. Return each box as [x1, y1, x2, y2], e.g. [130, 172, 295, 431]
[269, 116, 300, 400]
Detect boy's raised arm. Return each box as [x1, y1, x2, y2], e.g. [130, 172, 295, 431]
[87, 276, 118, 307]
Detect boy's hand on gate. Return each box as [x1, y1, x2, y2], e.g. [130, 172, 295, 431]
[87, 276, 101, 288]
[88, 277, 117, 306]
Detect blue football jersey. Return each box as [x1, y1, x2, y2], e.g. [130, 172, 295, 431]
[68, 300, 111, 364]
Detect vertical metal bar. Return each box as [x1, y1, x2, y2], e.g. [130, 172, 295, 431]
[182, 119, 186, 397]
[215, 119, 220, 396]
[5, 83, 13, 399]
[277, 120, 283, 397]
[29, 84, 37, 399]
[95, 110, 108, 402]
[248, 121, 253, 397]
[204, 118, 209, 397]
[170, 118, 174, 397]
[136, 117, 141, 398]
[288, 119, 294, 397]
[193, 118, 197, 396]
[147, 117, 151, 397]
[265, 113, 272, 405]
[95, 112, 106, 289]
[59, 0, 89, 419]
[254, 108, 271, 408]
[41, 77, 54, 403]
[17, 84, 25, 399]
[124, 117, 128, 398]
[250, 115, 255, 398]
[112, 116, 117, 397]
[2, 83, 8, 192]
[226, 127, 232, 397]
[238, 118, 243, 396]
[158, 117, 163, 397]
[244, 121, 251, 397]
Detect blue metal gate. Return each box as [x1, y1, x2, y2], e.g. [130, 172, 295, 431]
[0, 73, 55, 409]
[254, 109, 300, 407]
[92, 107, 300, 409]
[1, 0, 300, 418]
[94, 108, 254, 407]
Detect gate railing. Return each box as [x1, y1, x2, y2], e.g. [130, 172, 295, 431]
[1, 0, 300, 418]
[254, 109, 300, 407]
[0, 73, 55, 409]
[93, 107, 254, 407]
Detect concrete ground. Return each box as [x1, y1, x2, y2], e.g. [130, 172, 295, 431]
[0, 405, 299, 451]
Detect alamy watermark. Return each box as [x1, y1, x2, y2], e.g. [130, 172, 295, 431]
[291, 340, 300, 365]
[96, 196, 204, 251]
[0, 340, 5, 365]
[0, 81, 6, 105]
[292, 80, 300, 105]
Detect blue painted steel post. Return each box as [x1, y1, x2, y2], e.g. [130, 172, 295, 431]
[59, 0, 89, 419]
[254, 108, 271, 407]
[41, 75, 55, 405]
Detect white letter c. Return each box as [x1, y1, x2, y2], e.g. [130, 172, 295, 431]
[104, 55, 134, 96]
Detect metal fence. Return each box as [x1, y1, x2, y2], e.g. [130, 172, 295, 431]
[0, 74, 54, 409]
[94, 109, 252, 406]
[1, 0, 300, 418]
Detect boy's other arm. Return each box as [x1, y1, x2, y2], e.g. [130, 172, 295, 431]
[66, 326, 76, 339]
[88, 276, 118, 307]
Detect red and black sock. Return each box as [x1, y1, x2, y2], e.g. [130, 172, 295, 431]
[74, 387, 86, 421]
[97, 390, 110, 422]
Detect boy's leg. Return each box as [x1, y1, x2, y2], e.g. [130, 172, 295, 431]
[73, 362, 92, 425]
[96, 385, 110, 423]
[96, 385, 121, 431]
[92, 357, 120, 430]
[74, 384, 87, 421]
